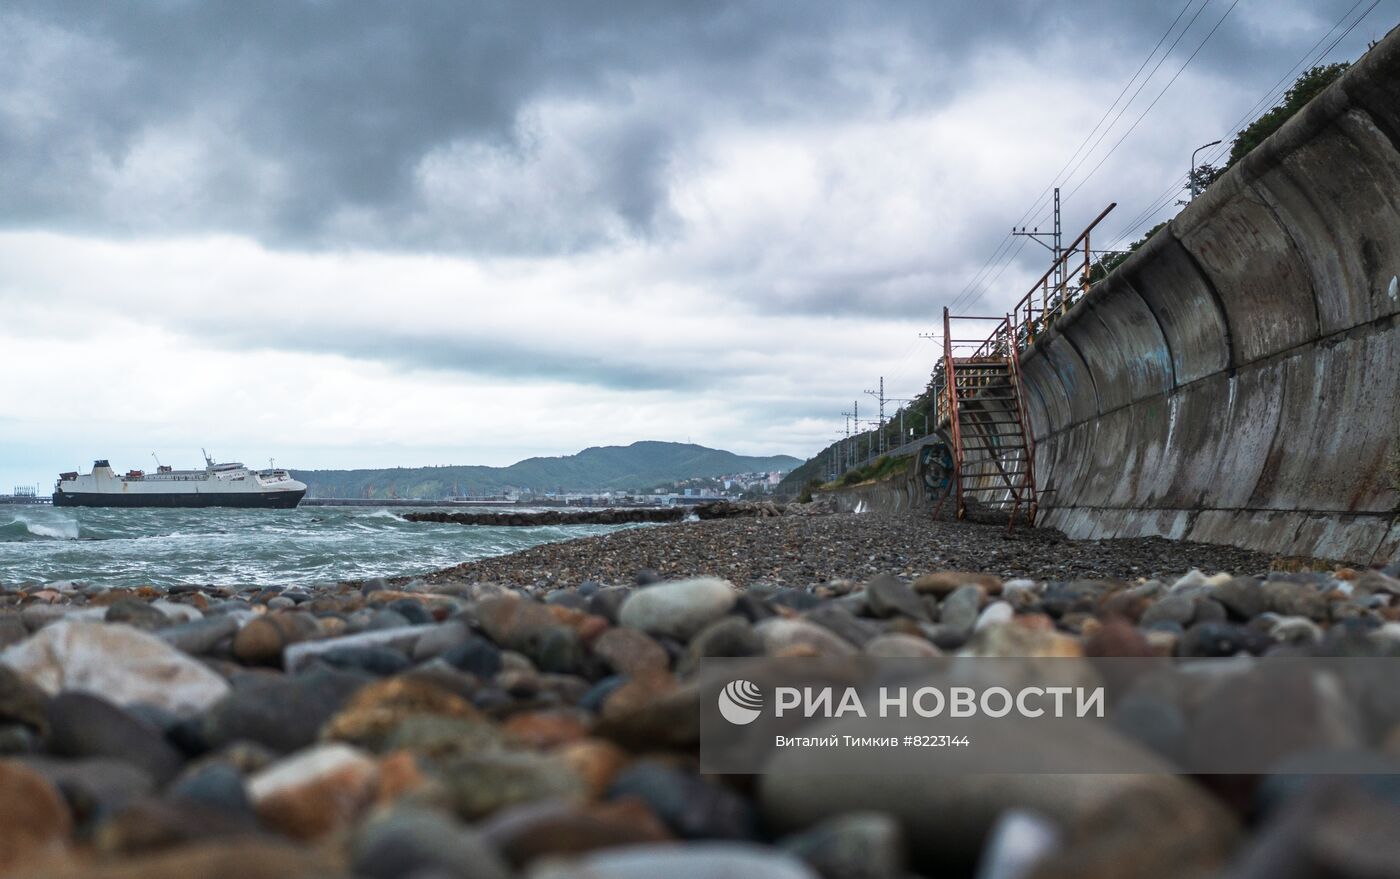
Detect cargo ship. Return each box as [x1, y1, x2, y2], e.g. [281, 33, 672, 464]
[53, 453, 307, 509]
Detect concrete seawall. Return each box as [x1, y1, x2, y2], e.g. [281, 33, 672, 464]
[1019, 28, 1400, 565]
[827, 472, 925, 515]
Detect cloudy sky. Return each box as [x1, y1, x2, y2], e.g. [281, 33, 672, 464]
[1, 0, 1391, 488]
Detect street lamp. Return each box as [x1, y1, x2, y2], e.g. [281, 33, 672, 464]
[1190, 139, 1223, 199]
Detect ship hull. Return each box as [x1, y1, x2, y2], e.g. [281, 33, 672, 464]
[52, 490, 305, 509]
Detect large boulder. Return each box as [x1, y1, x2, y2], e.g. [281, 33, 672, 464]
[619, 578, 737, 641]
[0, 622, 229, 717]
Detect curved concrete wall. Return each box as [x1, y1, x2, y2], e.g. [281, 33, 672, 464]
[827, 474, 925, 515]
[1022, 27, 1400, 565]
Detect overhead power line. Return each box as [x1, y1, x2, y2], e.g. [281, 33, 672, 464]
[943, 0, 1212, 315]
[999, 0, 1200, 263]
[1054, 0, 1219, 205]
[1063, 0, 1243, 203]
[1101, 0, 1383, 251]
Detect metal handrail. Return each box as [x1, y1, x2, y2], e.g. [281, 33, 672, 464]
[957, 203, 1116, 362]
[941, 307, 965, 515]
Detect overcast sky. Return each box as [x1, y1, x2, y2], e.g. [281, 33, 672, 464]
[1, 0, 1392, 488]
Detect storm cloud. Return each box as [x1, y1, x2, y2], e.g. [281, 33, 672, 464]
[5, 1, 1360, 253]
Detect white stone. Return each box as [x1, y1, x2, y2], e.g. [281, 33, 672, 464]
[0, 621, 229, 716]
[1370, 622, 1400, 647]
[619, 578, 737, 641]
[151, 600, 203, 623]
[863, 633, 941, 658]
[248, 742, 377, 804]
[1270, 616, 1324, 645]
[247, 742, 380, 839]
[1170, 569, 1208, 592]
[974, 602, 1015, 631]
[975, 810, 1061, 879]
[529, 843, 819, 879]
[1001, 579, 1039, 595]
[282, 624, 431, 673]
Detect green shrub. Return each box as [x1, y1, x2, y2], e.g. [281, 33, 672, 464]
[831, 455, 911, 487]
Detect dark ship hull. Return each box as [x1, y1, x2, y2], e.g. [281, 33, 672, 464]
[52, 489, 305, 509]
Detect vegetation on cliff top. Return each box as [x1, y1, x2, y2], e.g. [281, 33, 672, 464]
[831, 455, 911, 488]
[1091, 63, 1350, 281]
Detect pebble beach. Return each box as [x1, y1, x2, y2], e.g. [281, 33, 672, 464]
[1, 504, 1399, 878]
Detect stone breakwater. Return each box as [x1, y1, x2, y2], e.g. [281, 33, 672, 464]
[405, 508, 686, 527]
[403, 500, 785, 528]
[0, 518, 1398, 876]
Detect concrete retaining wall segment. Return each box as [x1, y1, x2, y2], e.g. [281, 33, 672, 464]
[827, 469, 925, 515]
[1021, 26, 1400, 564]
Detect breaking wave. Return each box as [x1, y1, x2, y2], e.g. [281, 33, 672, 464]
[0, 514, 80, 541]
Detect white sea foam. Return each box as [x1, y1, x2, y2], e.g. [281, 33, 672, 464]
[0, 506, 638, 587]
[4, 514, 80, 540]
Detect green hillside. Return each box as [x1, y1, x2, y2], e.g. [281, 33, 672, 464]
[293, 441, 801, 500]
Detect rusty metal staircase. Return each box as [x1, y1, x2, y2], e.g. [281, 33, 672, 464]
[923, 204, 1118, 529]
[935, 307, 1037, 528]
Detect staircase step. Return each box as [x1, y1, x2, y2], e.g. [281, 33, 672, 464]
[941, 341, 1037, 526]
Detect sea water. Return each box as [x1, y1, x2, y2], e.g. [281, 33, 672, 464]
[0, 505, 638, 587]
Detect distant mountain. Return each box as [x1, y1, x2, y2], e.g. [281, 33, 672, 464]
[292, 441, 802, 500]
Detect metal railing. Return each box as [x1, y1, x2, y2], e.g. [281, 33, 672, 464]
[827, 202, 1116, 486]
[977, 203, 1116, 361]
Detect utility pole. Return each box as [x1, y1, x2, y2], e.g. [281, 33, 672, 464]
[852, 401, 859, 469]
[920, 333, 943, 435]
[1013, 187, 1063, 295]
[863, 378, 885, 456]
[840, 407, 855, 476]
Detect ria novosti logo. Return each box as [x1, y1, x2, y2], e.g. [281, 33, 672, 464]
[718, 680, 764, 725]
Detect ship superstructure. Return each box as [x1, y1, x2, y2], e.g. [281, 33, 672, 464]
[54, 453, 306, 508]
